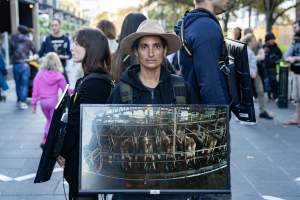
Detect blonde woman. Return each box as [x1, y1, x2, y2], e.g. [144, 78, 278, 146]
[32, 52, 72, 148]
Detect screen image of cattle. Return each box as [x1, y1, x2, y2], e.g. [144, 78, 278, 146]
[80, 105, 230, 192]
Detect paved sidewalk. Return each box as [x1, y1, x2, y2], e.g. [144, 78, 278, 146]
[0, 78, 300, 200]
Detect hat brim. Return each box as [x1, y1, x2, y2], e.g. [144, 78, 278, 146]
[121, 32, 182, 55]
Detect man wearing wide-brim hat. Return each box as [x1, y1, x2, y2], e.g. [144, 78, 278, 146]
[108, 20, 196, 105]
[108, 20, 195, 200]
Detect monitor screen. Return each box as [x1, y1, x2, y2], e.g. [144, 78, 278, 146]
[79, 105, 231, 195]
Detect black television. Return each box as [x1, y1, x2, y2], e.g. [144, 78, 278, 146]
[34, 84, 70, 183]
[225, 38, 256, 123]
[79, 104, 231, 198]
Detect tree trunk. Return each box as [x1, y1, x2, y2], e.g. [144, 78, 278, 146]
[248, 6, 252, 28]
[266, 15, 274, 32]
[223, 12, 230, 33]
[297, 0, 300, 20]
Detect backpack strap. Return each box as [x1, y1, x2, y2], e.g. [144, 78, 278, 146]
[118, 75, 187, 104]
[180, 16, 193, 57]
[119, 81, 133, 104]
[179, 11, 230, 76]
[170, 74, 187, 104]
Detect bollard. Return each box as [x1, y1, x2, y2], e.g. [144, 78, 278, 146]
[277, 65, 289, 108]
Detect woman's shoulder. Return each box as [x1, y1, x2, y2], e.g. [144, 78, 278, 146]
[82, 72, 112, 84]
[80, 72, 113, 91]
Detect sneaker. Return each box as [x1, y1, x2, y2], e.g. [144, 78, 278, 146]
[259, 111, 273, 120]
[19, 102, 28, 110]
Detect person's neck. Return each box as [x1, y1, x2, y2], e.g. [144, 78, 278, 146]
[52, 32, 62, 37]
[139, 66, 161, 89]
[195, 2, 215, 15]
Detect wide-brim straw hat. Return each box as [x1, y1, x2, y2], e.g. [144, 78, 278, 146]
[121, 20, 182, 55]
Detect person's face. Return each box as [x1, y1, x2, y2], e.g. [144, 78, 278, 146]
[267, 39, 275, 46]
[50, 20, 61, 35]
[293, 23, 300, 34]
[71, 40, 86, 63]
[249, 37, 257, 49]
[212, 0, 231, 15]
[135, 36, 167, 71]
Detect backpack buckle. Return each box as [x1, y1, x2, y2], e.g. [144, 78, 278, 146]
[219, 62, 230, 75]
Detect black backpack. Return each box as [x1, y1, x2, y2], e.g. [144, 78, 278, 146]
[176, 11, 256, 122]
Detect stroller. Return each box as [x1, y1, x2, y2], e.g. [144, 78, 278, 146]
[27, 59, 39, 98]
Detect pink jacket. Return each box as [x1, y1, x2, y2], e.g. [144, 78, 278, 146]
[32, 70, 71, 107]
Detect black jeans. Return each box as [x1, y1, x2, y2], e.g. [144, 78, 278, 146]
[266, 68, 278, 99]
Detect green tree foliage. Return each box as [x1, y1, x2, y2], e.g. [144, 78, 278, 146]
[141, 0, 194, 31]
[239, 0, 300, 31]
[142, 0, 299, 33]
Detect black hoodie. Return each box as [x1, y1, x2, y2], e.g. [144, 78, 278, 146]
[108, 64, 195, 104]
[174, 8, 230, 105]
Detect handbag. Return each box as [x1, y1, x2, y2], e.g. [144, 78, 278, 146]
[291, 63, 300, 74]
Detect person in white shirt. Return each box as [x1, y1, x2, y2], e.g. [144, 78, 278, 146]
[243, 34, 273, 120]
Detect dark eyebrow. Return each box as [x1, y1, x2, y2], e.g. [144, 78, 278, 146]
[139, 42, 162, 46]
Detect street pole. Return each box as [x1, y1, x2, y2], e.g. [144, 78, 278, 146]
[32, 2, 40, 50]
[297, 0, 300, 20]
[10, 0, 19, 34]
[3, 32, 10, 66]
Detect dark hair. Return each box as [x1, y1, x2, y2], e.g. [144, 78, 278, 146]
[97, 20, 117, 40]
[112, 12, 147, 81]
[75, 28, 111, 74]
[234, 27, 242, 40]
[18, 25, 29, 34]
[52, 18, 61, 24]
[265, 32, 276, 42]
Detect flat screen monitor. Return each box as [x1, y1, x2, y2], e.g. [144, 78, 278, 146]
[225, 38, 256, 123]
[79, 104, 231, 196]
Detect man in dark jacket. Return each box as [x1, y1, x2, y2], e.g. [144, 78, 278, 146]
[108, 20, 195, 200]
[263, 32, 282, 100]
[38, 18, 72, 82]
[10, 25, 36, 109]
[174, 0, 231, 105]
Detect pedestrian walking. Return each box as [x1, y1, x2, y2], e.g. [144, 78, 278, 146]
[10, 25, 36, 109]
[57, 28, 113, 200]
[31, 52, 71, 148]
[243, 34, 273, 120]
[263, 32, 282, 100]
[38, 18, 72, 82]
[284, 19, 300, 126]
[0, 51, 8, 101]
[111, 12, 147, 82]
[174, 0, 231, 105]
